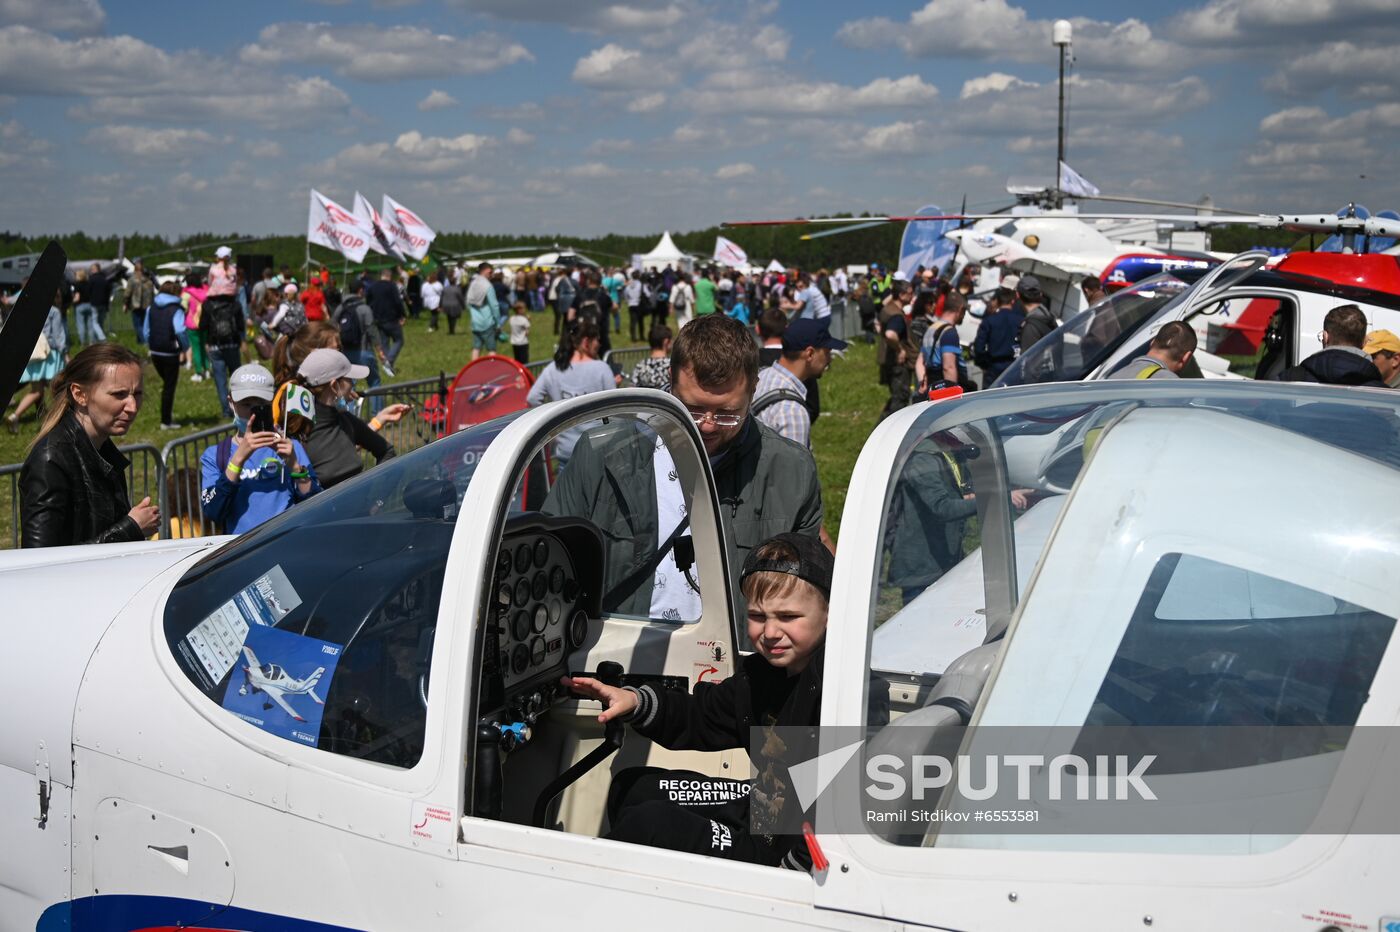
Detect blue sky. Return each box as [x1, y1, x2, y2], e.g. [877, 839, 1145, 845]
[2, 0, 1397, 237]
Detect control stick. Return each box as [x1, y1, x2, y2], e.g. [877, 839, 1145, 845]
[532, 662, 627, 828]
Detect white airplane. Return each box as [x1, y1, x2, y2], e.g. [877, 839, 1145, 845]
[2, 376, 1397, 931]
[236, 647, 325, 723]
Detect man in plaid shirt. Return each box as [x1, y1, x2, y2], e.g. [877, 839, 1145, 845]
[751, 318, 846, 449]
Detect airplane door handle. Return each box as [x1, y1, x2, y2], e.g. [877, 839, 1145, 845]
[33, 740, 49, 829]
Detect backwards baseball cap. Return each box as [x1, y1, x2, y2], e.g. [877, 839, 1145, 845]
[214, 245, 232, 259]
[1364, 329, 1400, 355]
[1017, 274, 1042, 295]
[740, 532, 835, 599]
[229, 364, 275, 402]
[782, 318, 848, 353]
[298, 348, 369, 387]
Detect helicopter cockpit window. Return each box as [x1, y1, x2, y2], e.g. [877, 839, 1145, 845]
[162, 413, 524, 769]
[996, 277, 1187, 387]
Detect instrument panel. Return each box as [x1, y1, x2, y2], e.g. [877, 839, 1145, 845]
[493, 531, 590, 691]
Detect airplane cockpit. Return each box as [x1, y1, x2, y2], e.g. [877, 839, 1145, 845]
[161, 394, 742, 841]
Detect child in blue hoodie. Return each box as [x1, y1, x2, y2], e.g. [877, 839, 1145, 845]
[200, 364, 319, 535]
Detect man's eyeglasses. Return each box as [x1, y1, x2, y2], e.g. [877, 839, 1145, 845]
[686, 409, 744, 428]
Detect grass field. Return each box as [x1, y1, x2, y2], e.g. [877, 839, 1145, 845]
[1, 308, 889, 547]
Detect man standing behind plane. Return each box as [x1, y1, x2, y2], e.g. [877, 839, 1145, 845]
[1279, 304, 1387, 387]
[543, 314, 824, 617]
[1107, 321, 1197, 380]
[973, 287, 1022, 388]
[752, 318, 846, 449]
[366, 267, 407, 371]
[877, 279, 916, 419]
[1364, 330, 1400, 388]
[1016, 276, 1057, 353]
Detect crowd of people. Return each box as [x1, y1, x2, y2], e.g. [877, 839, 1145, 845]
[12, 244, 1400, 552]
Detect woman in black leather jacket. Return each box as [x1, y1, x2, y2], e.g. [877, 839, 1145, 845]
[19, 343, 161, 547]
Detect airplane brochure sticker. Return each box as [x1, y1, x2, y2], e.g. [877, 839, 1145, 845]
[182, 566, 303, 690]
[221, 624, 341, 747]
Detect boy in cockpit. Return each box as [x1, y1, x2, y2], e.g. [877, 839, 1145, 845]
[565, 532, 878, 868]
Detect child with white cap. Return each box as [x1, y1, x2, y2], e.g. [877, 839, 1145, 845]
[199, 363, 319, 535]
[288, 348, 409, 489]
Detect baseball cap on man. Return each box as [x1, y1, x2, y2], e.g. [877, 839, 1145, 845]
[1363, 329, 1400, 355]
[782, 318, 849, 353]
[298, 348, 369, 387]
[1017, 274, 1042, 295]
[229, 364, 275, 402]
[214, 245, 232, 259]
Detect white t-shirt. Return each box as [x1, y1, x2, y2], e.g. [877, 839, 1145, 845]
[648, 438, 701, 623]
[508, 313, 531, 345]
[421, 280, 443, 311]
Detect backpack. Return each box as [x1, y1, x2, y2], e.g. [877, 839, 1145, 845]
[751, 387, 808, 418]
[673, 286, 690, 311]
[576, 291, 602, 324]
[276, 299, 306, 336]
[203, 294, 242, 346]
[337, 299, 365, 350]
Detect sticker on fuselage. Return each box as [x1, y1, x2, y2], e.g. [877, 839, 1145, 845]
[220, 624, 341, 747]
[183, 565, 303, 689]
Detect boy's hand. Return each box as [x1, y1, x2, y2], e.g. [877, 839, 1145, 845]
[561, 675, 637, 724]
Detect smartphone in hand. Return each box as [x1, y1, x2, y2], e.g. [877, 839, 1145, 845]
[249, 403, 275, 433]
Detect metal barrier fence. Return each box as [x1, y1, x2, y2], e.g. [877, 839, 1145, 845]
[826, 297, 863, 343]
[603, 347, 651, 385]
[1, 442, 165, 549]
[159, 422, 237, 540]
[359, 375, 450, 469]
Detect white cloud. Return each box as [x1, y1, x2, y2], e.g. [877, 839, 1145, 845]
[241, 22, 532, 80]
[0, 26, 353, 128]
[627, 92, 667, 112]
[324, 130, 496, 177]
[960, 72, 1037, 99]
[839, 1, 1184, 72]
[0, 118, 53, 171]
[566, 162, 620, 178]
[244, 139, 284, 159]
[1172, 0, 1400, 45]
[676, 21, 790, 68]
[447, 0, 683, 31]
[0, 0, 105, 35]
[84, 125, 218, 160]
[687, 72, 938, 114]
[419, 90, 459, 111]
[586, 137, 635, 155]
[1267, 41, 1400, 99]
[572, 43, 671, 89]
[506, 127, 535, 145]
[715, 162, 755, 179]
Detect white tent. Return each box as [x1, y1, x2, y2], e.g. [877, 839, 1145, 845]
[640, 231, 691, 273]
[765, 258, 786, 273]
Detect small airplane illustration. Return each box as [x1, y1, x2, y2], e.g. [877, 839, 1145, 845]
[237, 646, 325, 723]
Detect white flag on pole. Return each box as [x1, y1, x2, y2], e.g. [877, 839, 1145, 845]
[307, 189, 374, 263]
[381, 194, 437, 261]
[713, 235, 748, 270]
[1058, 160, 1101, 198]
[353, 192, 401, 259]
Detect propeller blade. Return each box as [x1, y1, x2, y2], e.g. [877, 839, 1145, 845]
[0, 240, 67, 415]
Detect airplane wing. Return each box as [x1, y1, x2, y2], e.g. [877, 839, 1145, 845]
[240, 646, 260, 669]
[266, 689, 306, 723]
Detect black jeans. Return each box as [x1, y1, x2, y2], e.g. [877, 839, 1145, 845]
[606, 767, 779, 866]
[630, 306, 648, 342]
[152, 353, 180, 425]
[880, 362, 912, 421]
